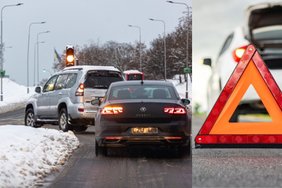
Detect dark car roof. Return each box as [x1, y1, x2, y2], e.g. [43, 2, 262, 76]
[110, 80, 174, 87]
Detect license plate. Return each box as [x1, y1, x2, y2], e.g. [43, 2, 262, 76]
[131, 127, 158, 135]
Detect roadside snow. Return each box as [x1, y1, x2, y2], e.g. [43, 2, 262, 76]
[0, 125, 79, 188]
[170, 74, 192, 100]
[0, 78, 34, 113]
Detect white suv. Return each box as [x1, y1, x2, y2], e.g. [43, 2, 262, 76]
[204, 2, 282, 121]
[25, 65, 123, 131]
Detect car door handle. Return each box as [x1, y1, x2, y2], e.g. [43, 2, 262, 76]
[58, 92, 63, 95]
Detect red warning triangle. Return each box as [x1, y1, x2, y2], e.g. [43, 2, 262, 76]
[195, 45, 282, 146]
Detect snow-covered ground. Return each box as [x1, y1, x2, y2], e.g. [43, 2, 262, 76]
[0, 78, 34, 113]
[0, 78, 80, 187]
[0, 125, 79, 187]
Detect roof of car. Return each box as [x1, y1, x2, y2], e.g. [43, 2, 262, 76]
[62, 65, 121, 72]
[123, 70, 143, 74]
[110, 80, 174, 87]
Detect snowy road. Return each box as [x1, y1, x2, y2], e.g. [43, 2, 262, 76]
[0, 108, 25, 125]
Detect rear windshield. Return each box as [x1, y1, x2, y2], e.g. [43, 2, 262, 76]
[127, 74, 143, 80]
[84, 70, 123, 89]
[108, 85, 178, 100]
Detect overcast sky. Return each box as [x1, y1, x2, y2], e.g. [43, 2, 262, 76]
[193, 0, 281, 110]
[1, 0, 190, 85]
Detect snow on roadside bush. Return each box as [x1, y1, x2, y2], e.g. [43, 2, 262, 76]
[0, 125, 79, 187]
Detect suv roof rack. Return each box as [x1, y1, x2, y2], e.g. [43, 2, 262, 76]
[62, 67, 83, 71]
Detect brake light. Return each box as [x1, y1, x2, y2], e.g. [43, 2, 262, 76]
[164, 107, 186, 114]
[78, 107, 84, 112]
[101, 106, 123, 115]
[75, 83, 84, 96]
[232, 45, 248, 63]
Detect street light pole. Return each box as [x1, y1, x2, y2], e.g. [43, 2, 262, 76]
[128, 24, 142, 71]
[167, 0, 191, 98]
[149, 18, 167, 80]
[33, 41, 44, 86]
[0, 3, 23, 101]
[26, 21, 46, 93]
[36, 31, 50, 84]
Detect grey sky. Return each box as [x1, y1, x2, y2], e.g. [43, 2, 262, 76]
[1, 0, 191, 85]
[193, 0, 280, 110]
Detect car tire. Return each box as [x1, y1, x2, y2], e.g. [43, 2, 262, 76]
[179, 145, 191, 157]
[25, 108, 41, 128]
[95, 140, 99, 156]
[95, 139, 107, 156]
[59, 108, 72, 132]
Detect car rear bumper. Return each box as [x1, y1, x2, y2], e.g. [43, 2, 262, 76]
[95, 120, 190, 147]
[96, 135, 190, 148]
[67, 103, 98, 124]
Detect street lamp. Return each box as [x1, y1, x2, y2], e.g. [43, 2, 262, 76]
[128, 24, 142, 71]
[33, 41, 44, 86]
[149, 18, 167, 80]
[167, 0, 191, 98]
[36, 30, 50, 84]
[26, 21, 46, 93]
[0, 2, 23, 101]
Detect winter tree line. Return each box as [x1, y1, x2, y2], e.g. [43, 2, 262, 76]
[53, 15, 191, 80]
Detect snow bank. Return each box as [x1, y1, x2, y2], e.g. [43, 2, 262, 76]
[0, 125, 79, 187]
[0, 78, 34, 113]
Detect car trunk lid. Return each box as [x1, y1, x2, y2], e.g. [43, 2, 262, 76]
[245, 2, 282, 48]
[102, 100, 186, 123]
[245, 2, 282, 75]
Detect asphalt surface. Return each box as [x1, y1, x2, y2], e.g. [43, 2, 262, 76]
[0, 107, 25, 125]
[192, 115, 282, 188]
[0, 108, 192, 188]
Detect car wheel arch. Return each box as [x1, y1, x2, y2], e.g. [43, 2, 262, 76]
[58, 103, 67, 114]
[26, 104, 33, 112]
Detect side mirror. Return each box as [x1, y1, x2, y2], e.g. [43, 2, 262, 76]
[203, 58, 212, 67]
[35, 86, 41, 93]
[181, 98, 190, 105]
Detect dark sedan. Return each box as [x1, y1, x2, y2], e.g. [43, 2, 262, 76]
[93, 80, 191, 156]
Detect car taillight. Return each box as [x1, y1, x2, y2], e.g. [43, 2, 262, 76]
[164, 107, 186, 114]
[232, 45, 248, 63]
[101, 106, 123, 115]
[75, 83, 84, 96]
